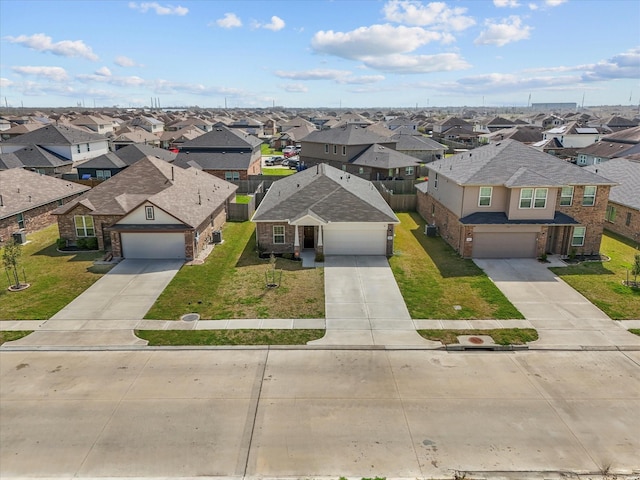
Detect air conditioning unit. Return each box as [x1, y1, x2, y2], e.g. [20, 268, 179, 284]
[425, 225, 437, 237]
[12, 231, 27, 244]
[212, 230, 223, 244]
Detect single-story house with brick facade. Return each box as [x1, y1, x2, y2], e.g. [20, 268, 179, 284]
[252, 163, 399, 256]
[585, 157, 640, 244]
[416, 139, 616, 259]
[0, 168, 89, 244]
[53, 156, 237, 260]
[173, 125, 262, 181]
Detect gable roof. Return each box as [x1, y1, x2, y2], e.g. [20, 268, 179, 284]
[114, 144, 177, 164]
[179, 125, 262, 149]
[76, 152, 128, 169]
[0, 168, 89, 220]
[252, 163, 398, 224]
[300, 123, 392, 146]
[351, 144, 421, 169]
[0, 144, 72, 170]
[3, 124, 107, 146]
[427, 139, 615, 187]
[391, 134, 445, 151]
[54, 156, 238, 228]
[585, 158, 640, 210]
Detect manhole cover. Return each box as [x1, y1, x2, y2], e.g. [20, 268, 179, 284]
[468, 336, 484, 344]
[181, 313, 200, 322]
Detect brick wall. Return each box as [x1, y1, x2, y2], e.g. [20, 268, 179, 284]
[416, 190, 464, 253]
[56, 207, 122, 251]
[603, 203, 640, 243]
[256, 222, 296, 255]
[194, 205, 227, 257]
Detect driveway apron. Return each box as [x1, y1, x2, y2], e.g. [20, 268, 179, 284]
[310, 256, 437, 346]
[7, 259, 183, 347]
[474, 258, 640, 349]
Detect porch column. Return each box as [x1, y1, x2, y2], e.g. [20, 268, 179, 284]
[317, 225, 324, 255]
[294, 224, 300, 258]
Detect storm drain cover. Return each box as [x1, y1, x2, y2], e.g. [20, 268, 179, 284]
[181, 313, 200, 322]
[456, 335, 496, 347]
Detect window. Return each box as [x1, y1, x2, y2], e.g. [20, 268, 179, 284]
[57, 199, 64, 207]
[96, 170, 111, 180]
[478, 187, 492, 207]
[145, 206, 155, 221]
[342, 165, 347, 171]
[358, 167, 364, 174]
[405, 166, 414, 176]
[571, 226, 586, 247]
[225, 171, 240, 181]
[582, 186, 596, 206]
[87, 143, 90, 151]
[560, 186, 574, 206]
[342, 145, 347, 156]
[520, 188, 533, 208]
[273, 225, 285, 244]
[333, 144, 337, 154]
[534, 188, 548, 209]
[605, 205, 616, 223]
[434, 172, 438, 189]
[17, 212, 25, 229]
[76, 144, 81, 153]
[626, 212, 632, 226]
[74, 215, 95, 237]
[324, 144, 329, 154]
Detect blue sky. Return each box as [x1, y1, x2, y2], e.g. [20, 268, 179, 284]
[1, 0, 639, 109]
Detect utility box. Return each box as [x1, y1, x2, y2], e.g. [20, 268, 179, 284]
[212, 230, 223, 244]
[12, 231, 27, 244]
[425, 225, 437, 237]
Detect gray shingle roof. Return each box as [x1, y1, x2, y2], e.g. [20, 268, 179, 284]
[77, 152, 128, 169]
[584, 158, 640, 210]
[2, 124, 107, 146]
[300, 124, 392, 146]
[351, 144, 421, 169]
[180, 125, 262, 149]
[115, 144, 177, 164]
[0, 144, 71, 169]
[54, 156, 238, 227]
[391, 134, 445, 151]
[460, 211, 579, 226]
[173, 151, 258, 170]
[0, 168, 89, 220]
[252, 163, 398, 224]
[428, 139, 615, 187]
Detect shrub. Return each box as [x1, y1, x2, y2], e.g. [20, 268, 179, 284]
[86, 237, 98, 250]
[56, 238, 67, 249]
[76, 238, 88, 249]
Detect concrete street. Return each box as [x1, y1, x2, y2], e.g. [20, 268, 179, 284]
[1, 348, 639, 479]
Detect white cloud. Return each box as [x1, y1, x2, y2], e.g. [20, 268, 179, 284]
[12, 66, 69, 81]
[274, 69, 352, 81]
[528, 3, 539, 10]
[362, 52, 471, 73]
[340, 75, 386, 85]
[5, 33, 98, 60]
[1, 77, 14, 87]
[382, 0, 475, 31]
[282, 83, 308, 93]
[545, 0, 567, 6]
[263, 16, 285, 31]
[475, 16, 532, 46]
[77, 73, 146, 87]
[128, 2, 188, 15]
[494, 0, 521, 7]
[215, 13, 242, 28]
[95, 66, 112, 76]
[311, 24, 451, 60]
[115, 56, 139, 67]
[580, 47, 640, 81]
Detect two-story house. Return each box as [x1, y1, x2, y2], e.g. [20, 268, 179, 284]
[173, 125, 262, 181]
[576, 126, 640, 166]
[416, 139, 615, 258]
[299, 124, 421, 180]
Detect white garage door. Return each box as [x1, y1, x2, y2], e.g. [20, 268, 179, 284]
[473, 232, 537, 259]
[121, 232, 185, 259]
[323, 224, 387, 255]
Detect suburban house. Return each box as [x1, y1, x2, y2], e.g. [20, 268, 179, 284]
[391, 133, 446, 163]
[173, 125, 262, 181]
[0, 168, 89, 244]
[166, 117, 213, 133]
[0, 144, 73, 175]
[130, 116, 164, 134]
[542, 121, 606, 149]
[53, 156, 238, 260]
[479, 126, 543, 146]
[158, 126, 203, 150]
[110, 126, 160, 150]
[0, 125, 109, 162]
[416, 139, 616, 258]
[76, 143, 177, 180]
[252, 163, 399, 256]
[71, 115, 114, 135]
[576, 126, 640, 166]
[299, 124, 421, 180]
[228, 118, 264, 137]
[585, 158, 640, 243]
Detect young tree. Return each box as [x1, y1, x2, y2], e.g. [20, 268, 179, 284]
[632, 254, 640, 286]
[2, 239, 23, 289]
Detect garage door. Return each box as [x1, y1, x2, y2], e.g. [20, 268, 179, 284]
[473, 232, 537, 259]
[323, 224, 387, 255]
[121, 232, 185, 259]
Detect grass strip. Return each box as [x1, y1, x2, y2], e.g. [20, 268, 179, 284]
[136, 329, 325, 346]
[418, 328, 538, 345]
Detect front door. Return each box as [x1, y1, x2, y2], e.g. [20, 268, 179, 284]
[303, 226, 315, 249]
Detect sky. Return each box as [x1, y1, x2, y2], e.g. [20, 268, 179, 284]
[0, 0, 639, 109]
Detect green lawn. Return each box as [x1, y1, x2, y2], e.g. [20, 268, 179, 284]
[234, 194, 252, 204]
[136, 329, 325, 346]
[389, 212, 523, 319]
[261, 144, 282, 155]
[0, 331, 32, 344]
[0, 225, 110, 320]
[262, 168, 294, 176]
[418, 328, 538, 345]
[550, 230, 640, 319]
[146, 221, 325, 320]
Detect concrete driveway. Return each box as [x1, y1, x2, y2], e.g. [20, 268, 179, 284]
[8, 259, 183, 347]
[474, 258, 640, 348]
[310, 256, 437, 346]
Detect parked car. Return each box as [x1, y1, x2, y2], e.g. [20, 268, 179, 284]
[287, 158, 300, 169]
[264, 156, 283, 166]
